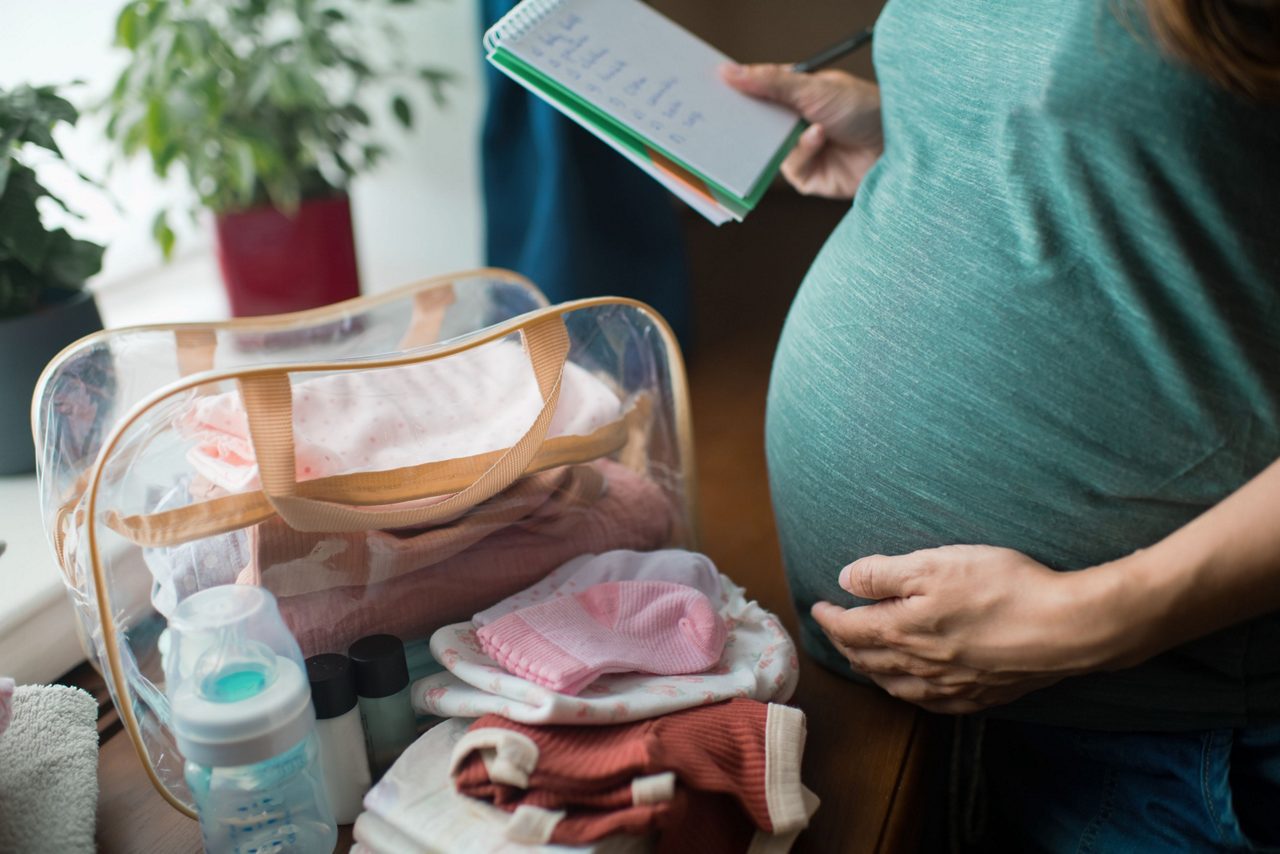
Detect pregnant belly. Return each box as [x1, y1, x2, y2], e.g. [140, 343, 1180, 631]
[764, 221, 1254, 630]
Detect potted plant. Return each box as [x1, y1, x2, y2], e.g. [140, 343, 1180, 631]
[104, 0, 449, 317]
[0, 84, 106, 475]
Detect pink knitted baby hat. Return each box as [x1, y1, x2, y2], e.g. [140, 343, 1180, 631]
[475, 580, 727, 695]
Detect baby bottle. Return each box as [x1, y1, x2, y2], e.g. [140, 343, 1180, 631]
[166, 585, 337, 854]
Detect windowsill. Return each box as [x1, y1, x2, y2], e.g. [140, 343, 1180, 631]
[92, 250, 231, 328]
[1, 252, 231, 684]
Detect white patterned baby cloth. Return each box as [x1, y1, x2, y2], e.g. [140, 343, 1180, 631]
[177, 337, 624, 493]
[412, 551, 799, 724]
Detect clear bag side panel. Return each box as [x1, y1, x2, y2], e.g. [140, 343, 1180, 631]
[35, 276, 543, 533]
[564, 303, 692, 541]
[88, 298, 689, 808]
[206, 275, 545, 371]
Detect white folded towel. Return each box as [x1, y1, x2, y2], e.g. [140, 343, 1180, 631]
[0, 684, 99, 853]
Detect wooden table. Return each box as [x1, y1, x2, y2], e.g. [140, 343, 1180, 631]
[83, 193, 943, 852]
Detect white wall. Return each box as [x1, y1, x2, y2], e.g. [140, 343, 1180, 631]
[0, 0, 484, 305]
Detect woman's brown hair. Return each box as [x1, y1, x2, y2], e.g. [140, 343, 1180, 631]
[1145, 0, 1280, 100]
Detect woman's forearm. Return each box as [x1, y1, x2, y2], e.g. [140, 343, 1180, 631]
[1093, 456, 1280, 667]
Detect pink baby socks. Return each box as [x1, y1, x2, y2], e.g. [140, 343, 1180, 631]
[476, 580, 726, 694]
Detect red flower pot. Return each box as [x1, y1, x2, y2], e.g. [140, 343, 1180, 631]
[214, 193, 361, 317]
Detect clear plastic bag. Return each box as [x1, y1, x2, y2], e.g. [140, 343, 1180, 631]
[33, 270, 695, 815]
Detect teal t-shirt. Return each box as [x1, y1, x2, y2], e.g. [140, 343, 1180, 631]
[766, 0, 1280, 730]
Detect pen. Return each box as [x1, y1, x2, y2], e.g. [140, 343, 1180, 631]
[791, 27, 875, 74]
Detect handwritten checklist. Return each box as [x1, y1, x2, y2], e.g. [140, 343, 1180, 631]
[489, 0, 799, 199]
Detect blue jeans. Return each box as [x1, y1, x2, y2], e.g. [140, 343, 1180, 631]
[979, 719, 1280, 852]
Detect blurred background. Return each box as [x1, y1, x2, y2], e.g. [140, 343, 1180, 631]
[0, 0, 879, 327]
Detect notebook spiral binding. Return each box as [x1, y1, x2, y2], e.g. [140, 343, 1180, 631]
[484, 0, 565, 50]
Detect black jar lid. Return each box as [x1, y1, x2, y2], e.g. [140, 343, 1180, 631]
[348, 634, 410, 699]
[305, 653, 358, 720]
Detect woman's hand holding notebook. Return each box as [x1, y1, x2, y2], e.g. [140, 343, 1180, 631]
[484, 0, 804, 224]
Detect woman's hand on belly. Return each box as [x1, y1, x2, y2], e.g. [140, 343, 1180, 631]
[810, 545, 1125, 715]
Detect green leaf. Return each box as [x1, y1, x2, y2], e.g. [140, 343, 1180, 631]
[0, 165, 53, 271]
[340, 103, 371, 126]
[42, 230, 103, 287]
[391, 95, 412, 129]
[34, 91, 78, 126]
[231, 139, 257, 203]
[19, 121, 62, 156]
[116, 3, 141, 49]
[151, 211, 176, 259]
[321, 8, 345, 22]
[144, 96, 170, 166]
[419, 68, 452, 108]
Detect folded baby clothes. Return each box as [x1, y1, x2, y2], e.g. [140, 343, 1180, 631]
[353, 717, 652, 854]
[277, 459, 676, 655]
[473, 550, 725, 629]
[414, 574, 798, 724]
[144, 479, 250, 617]
[240, 465, 604, 598]
[449, 699, 817, 851]
[0, 684, 99, 854]
[178, 337, 624, 493]
[477, 581, 726, 695]
[0, 676, 13, 736]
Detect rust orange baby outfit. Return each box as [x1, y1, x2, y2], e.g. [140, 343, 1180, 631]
[449, 699, 817, 852]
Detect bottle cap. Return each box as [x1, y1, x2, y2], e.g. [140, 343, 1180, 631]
[166, 586, 314, 768]
[306, 654, 358, 720]
[348, 634, 410, 699]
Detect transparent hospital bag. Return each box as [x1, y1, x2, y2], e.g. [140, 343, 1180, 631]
[32, 269, 696, 816]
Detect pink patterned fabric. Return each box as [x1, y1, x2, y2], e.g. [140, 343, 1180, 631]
[277, 460, 676, 656]
[176, 339, 623, 493]
[238, 465, 604, 598]
[477, 581, 726, 695]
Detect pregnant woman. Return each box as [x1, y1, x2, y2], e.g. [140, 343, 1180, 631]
[725, 1, 1280, 849]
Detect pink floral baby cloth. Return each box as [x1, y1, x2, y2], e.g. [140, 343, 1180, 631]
[413, 553, 799, 725]
[177, 337, 624, 493]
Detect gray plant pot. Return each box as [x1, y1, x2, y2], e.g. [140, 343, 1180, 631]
[0, 289, 103, 475]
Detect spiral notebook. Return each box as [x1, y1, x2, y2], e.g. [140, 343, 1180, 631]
[483, 0, 804, 225]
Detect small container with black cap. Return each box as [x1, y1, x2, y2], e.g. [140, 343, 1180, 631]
[348, 634, 417, 778]
[305, 653, 373, 824]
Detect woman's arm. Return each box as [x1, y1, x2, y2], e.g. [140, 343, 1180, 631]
[721, 64, 884, 199]
[810, 456, 1280, 714]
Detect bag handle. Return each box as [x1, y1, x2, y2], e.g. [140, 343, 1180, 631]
[236, 314, 571, 533]
[398, 283, 457, 349]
